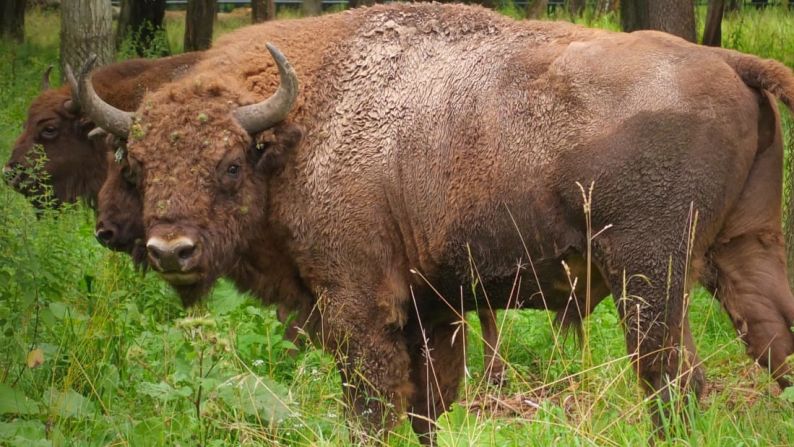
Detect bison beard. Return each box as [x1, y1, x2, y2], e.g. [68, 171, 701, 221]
[77, 3, 794, 443]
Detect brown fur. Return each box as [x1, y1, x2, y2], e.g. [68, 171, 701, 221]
[98, 121, 533, 384]
[4, 52, 201, 208]
[93, 3, 794, 441]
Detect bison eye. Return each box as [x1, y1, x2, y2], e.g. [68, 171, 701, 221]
[40, 126, 58, 140]
[227, 164, 240, 177]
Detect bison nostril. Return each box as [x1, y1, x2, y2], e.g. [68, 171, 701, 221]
[95, 228, 115, 245]
[147, 244, 164, 261]
[177, 245, 195, 260]
[146, 236, 197, 272]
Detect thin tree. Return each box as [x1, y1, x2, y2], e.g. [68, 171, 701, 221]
[252, 0, 275, 23]
[60, 0, 114, 80]
[184, 0, 215, 51]
[302, 0, 322, 16]
[0, 0, 26, 43]
[527, 0, 548, 19]
[116, 0, 169, 56]
[703, 0, 726, 47]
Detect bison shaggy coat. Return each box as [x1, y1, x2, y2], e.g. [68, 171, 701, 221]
[79, 3, 794, 441]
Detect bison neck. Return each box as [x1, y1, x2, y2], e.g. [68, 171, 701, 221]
[226, 226, 313, 314]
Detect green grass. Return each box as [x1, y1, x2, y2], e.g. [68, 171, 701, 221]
[1, 5, 794, 446]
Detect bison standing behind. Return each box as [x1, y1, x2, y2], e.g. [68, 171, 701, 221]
[3, 53, 201, 210]
[73, 4, 794, 441]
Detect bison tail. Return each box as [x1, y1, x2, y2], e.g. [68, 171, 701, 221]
[711, 47, 794, 111]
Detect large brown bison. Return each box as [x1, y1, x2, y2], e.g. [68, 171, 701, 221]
[0, 38, 519, 385]
[96, 140, 605, 380]
[74, 3, 794, 440]
[3, 52, 200, 210]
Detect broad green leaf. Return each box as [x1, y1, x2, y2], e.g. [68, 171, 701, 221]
[136, 381, 180, 403]
[216, 373, 291, 422]
[44, 387, 95, 419]
[0, 383, 40, 416]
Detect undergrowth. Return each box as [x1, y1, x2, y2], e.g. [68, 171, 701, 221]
[1, 4, 793, 446]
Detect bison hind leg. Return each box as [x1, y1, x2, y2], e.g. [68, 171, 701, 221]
[707, 232, 794, 389]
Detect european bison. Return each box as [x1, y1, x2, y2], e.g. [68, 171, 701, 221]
[95, 105, 594, 385]
[74, 4, 794, 440]
[3, 52, 200, 210]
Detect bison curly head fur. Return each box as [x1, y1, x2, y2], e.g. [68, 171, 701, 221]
[124, 79, 298, 305]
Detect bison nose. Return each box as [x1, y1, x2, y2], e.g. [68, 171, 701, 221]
[146, 236, 199, 272]
[95, 224, 116, 247]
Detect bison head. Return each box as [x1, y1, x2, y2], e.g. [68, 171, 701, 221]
[95, 150, 148, 267]
[3, 66, 108, 209]
[72, 44, 299, 305]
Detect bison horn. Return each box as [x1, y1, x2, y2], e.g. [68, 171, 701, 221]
[87, 127, 108, 140]
[65, 54, 133, 138]
[233, 43, 299, 135]
[40, 65, 53, 91]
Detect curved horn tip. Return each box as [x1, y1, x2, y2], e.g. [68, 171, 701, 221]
[79, 54, 99, 77]
[41, 65, 53, 91]
[233, 42, 299, 135]
[265, 43, 286, 62]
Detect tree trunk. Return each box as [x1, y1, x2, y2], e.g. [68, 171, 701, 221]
[647, 0, 696, 42]
[184, 0, 215, 52]
[0, 0, 26, 43]
[620, 0, 649, 32]
[116, 0, 168, 56]
[302, 0, 322, 16]
[60, 0, 114, 81]
[526, 0, 548, 19]
[252, 0, 275, 23]
[702, 0, 725, 47]
[567, 0, 586, 16]
[726, 0, 741, 11]
[621, 0, 696, 42]
[348, 0, 378, 8]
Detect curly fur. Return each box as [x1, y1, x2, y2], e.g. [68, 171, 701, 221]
[106, 3, 794, 441]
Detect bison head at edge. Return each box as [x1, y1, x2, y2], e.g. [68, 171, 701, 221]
[71, 44, 300, 306]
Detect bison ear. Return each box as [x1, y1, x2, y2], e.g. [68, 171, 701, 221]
[251, 123, 303, 175]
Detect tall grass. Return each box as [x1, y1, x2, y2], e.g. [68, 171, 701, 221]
[1, 5, 793, 446]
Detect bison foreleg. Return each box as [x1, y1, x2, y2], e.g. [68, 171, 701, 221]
[316, 288, 414, 441]
[599, 244, 705, 435]
[405, 311, 467, 444]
